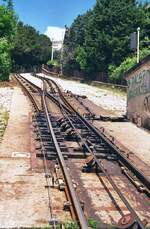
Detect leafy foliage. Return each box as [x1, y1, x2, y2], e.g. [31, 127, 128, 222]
[0, 1, 17, 44]
[63, 12, 91, 74]
[63, 0, 150, 82]
[64, 220, 79, 229]
[12, 22, 52, 72]
[0, 38, 12, 80]
[109, 56, 137, 81]
[47, 59, 60, 67]
[109, 47, 150, 80]
[88, 218, 99, 229]
[0, 0, 17, 80]
[75, 46, 87, 71]
[0, 0, 52, 79]
[53, 50, 61, 63]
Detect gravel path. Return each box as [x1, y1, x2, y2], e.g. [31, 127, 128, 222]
[38, 73, 126, 115]
[0, 87, 13, 111]
[0, 87, 14, 142]
[21, 73, 43, 89]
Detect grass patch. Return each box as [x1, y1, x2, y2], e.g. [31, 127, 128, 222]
[63, 75, 127, 97]
[0, 110, 9, 125]
[0, 109, 9, 141]
[30, 219, 129, 229]
[64, 220, 79, 229]
[88, 218, 99, 228]
[90, 82, 127, 97]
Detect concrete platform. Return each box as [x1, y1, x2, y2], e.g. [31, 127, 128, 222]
[95, 121, 150, 165]
[0, 87, 70, 227]
[0, 87, 31, 157]
[73, 87, 150, 178]
[94, 120, 150, 179]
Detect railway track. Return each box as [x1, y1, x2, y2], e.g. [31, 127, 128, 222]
[14, 73, 150, 229]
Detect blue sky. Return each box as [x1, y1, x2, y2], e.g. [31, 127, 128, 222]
[10, 0, 95, 33]
[0, 0, 146, 40]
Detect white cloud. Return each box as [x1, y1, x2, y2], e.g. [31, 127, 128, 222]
[45, 26, 66, 42]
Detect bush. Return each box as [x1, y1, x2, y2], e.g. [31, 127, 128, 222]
[0, 38, 11, 81]
[75, 46, 87, 71]
[88, 218, 99, 229]
[109, 56, 137, 80]
[109, 47, 150, 81]
[64, 220, 79, 229]
[47, 59, 60, 67]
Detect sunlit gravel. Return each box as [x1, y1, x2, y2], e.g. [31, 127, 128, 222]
[38, 73, 126, 114]
[0, 88, 13, 111]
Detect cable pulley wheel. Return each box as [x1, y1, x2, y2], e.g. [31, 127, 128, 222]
[118, 213, 135, 228]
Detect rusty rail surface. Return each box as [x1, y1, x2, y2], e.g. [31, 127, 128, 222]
[42, 82, 88, 229]
[39, 75, 147, 229]
[17, 73, 148, 228]
[16, 74, 88, 229]
[45, 75, 150, 192]
[14, 74, 40, 112]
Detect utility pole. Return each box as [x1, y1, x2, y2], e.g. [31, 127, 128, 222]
[137, 27, 140, 64]
[60, 41, 63, 75]
[130, 27, 140, 63]
[51, 39, 54, 61]
[60, 29, 65, 75]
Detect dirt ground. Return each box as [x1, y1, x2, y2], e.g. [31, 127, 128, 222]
[0, 80, 17, 88]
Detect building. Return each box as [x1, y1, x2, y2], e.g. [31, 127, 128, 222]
[125, 54, 150, 129]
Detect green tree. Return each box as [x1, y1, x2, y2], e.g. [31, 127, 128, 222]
[109, 47, 150, 81]
[63, 0, 149, 82]
[0, 0, 17, 80]
[12, 22, 52, 71]
[7, 0, 14, 11]
[140, 3, 150, 47]
[63, 11, 91, 74]
[0, 38, 12, 80]
[0, 0, 17, 43]
[81, 0, 148, 73]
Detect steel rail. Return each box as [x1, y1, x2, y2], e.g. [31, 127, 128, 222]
[43, 81, 140, 222]
[42, 82, 88, 229]
[18, 74, 43, 92]
[43, 78, 86, 146]
[48, 88, 145, 228]
[43, 77, 146, 229]
[15, 74, 54, 220]
[33, 74, 145, 228]
[18, 73, 147, 228]
[14, 74, 40, 113]
[35, 74, 149, 192]
[48, 77, 150, 192]
[37, 74, 149, 196]
[17, 74, 88, 228]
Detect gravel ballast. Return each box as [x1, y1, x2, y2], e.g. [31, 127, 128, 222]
[38, 73, 126, 115]
[0, 87, 14, 142]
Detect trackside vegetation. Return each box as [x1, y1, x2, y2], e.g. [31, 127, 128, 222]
[62, 0, 150, 83]
[0, 0, 52, 81]
[109, 47, 150, 80]
[12, 22, 52, 72]
[1, 0, 150, 84]
[0, 0, 16, 80]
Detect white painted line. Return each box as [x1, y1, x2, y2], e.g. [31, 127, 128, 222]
[12, 152, 31, 158]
